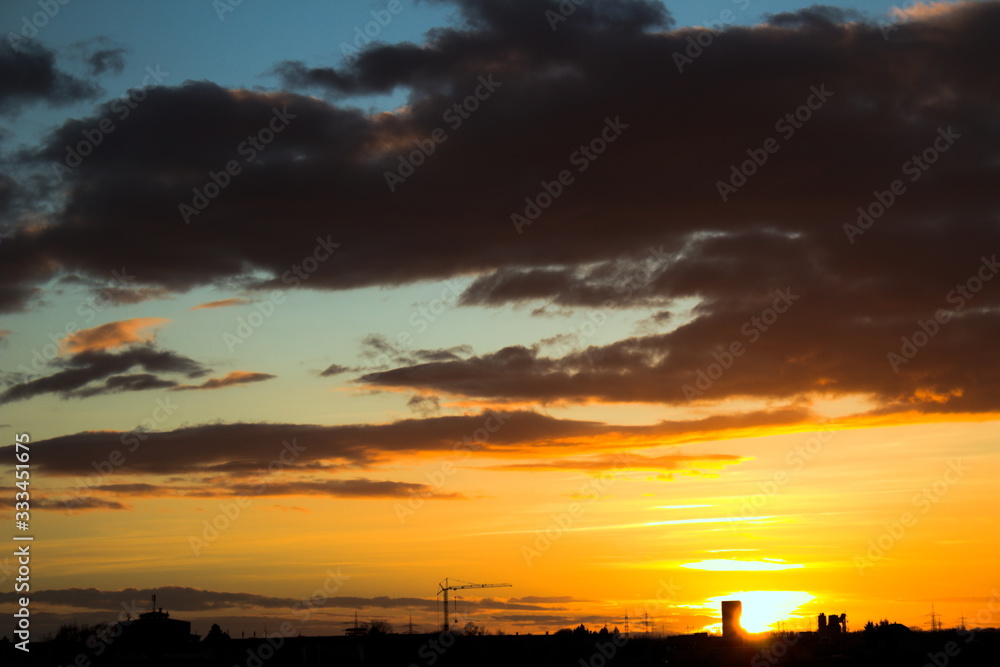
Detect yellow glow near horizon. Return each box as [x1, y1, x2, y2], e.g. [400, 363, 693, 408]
[681, 559, 805, 572]
[706, 591, 816, 634]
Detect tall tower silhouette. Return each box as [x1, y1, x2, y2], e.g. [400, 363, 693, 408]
[721, 601, 743, 639]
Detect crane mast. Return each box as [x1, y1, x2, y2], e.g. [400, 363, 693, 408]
[438, 578, 512, 632]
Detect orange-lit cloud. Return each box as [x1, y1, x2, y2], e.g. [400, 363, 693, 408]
[171, 371, 276, 391]
[890, 1, 975, 22]
[190, 298, 251, 310]
[60, 318, 169, 354]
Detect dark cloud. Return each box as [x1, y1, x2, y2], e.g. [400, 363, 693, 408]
[0, 586, 560, 614]
[458, 259, 668, 309]
[32, 496, 129, 511]
[0, 586, 301, 612]
[225, 478, 464, 499]
[356, 335, 474, 371]
[407, 394, 442, 416]
[171, 371, 276, 391]
[86, 47, 127, 76]
[91, 483, 161, 494]
[511, 596, 583, 604]
[0, 0, 996, 412]
[98, 286, 173, 305]
[362, 263, 1000, 413]
[275, 0, 672, 97]
[0, 407, 807, 477]
[0, 174, 17, 215]
[72, 373, 179, 398]
[319, 363, 351, 377]
[0, 43, 101, 113]
[766, 5, 863, 29]
[0, 344, 206, 403]
[79, 478, 460, 501]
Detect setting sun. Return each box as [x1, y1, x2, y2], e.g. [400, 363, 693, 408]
[706, 591, 817, 634]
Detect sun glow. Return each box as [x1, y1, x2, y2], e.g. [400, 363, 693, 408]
[706, 591, 816, 633]
[681, 559, 805, 571]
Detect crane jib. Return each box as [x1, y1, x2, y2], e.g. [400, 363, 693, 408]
[438, 579, 512, 632]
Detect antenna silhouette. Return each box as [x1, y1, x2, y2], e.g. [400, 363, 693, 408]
[926, 604, 942, 631]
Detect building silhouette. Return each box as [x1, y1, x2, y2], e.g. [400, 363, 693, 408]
[721, 600, 743, 639]
[119, 594, 198, 651]
[818, 612, 847, 635]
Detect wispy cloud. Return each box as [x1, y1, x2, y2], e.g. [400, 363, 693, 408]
[190, 298, 252, 310]
[171, 371, 276, 391]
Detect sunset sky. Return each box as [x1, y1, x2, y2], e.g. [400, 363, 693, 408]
[1, 0, 998, 641]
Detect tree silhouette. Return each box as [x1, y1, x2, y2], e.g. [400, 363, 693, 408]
[204, 623, 231, 643]
[368, 619, 393, 635]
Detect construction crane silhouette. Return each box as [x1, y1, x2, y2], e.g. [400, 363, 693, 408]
[437, 578, 511, 632]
